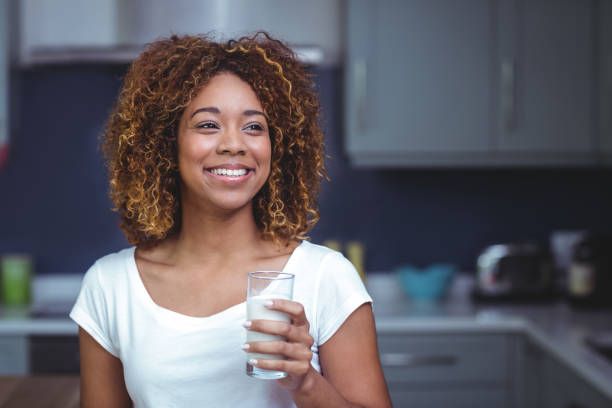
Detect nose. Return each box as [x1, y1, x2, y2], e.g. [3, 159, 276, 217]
[216, 127, 247, 155]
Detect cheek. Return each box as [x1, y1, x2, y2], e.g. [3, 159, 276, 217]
[178, 135, 214, 164]
[249, 137, 272, 168]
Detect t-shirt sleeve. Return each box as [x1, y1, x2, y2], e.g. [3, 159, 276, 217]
[315, 252, 373, 345]
[69, 262, 119, 357]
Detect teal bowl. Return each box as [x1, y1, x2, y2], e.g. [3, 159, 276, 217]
[395, 264, 456, 301]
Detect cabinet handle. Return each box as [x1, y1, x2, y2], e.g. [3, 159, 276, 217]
[354, 59, 367, 131]
[501, 59, 516, 131]
[380, 352, 457, 367]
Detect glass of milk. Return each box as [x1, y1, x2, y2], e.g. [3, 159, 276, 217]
[246, 271, 295, 379]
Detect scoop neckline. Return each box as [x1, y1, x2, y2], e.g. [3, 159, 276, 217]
[126, 241, 305, 327]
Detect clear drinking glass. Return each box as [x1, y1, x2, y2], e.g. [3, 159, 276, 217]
[246, 271, 294, 379]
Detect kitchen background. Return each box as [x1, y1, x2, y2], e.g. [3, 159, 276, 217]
[1, 0, 612, 276]
[2, 1, 612, 407]
[1, 64, 612, 274]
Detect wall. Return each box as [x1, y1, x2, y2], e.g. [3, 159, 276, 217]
[1, 65, 611, 274]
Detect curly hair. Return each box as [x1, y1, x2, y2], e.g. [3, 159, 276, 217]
[102, 32, 326, 248]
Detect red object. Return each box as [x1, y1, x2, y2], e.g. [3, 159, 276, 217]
[0, 142, 8, 168]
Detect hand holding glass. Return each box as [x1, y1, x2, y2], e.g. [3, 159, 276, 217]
[246, 271, 295, 379]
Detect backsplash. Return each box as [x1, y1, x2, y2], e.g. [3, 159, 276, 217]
[1, 65, 611, 274]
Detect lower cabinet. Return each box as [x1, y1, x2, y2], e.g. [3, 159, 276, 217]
[387, 388, 508, 408]
[521, 338, 610, 408]
[0, 336, 28, 375]
[378, 333, 515, 408]
[0, 335, 79, 375]
[29, 335, 80, 374]
[378, 331, 612, 408]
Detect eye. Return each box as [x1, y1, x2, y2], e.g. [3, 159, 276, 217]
[244, 123, 265, 132]
[196, 121, 219, 129]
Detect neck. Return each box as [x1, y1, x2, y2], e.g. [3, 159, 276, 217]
[173, 196, 264, 265]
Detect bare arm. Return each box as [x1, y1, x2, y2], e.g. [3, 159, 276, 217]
[247, 301, 392, 407]
[315, 303, 391, 407]
[78, 327, 132, 408]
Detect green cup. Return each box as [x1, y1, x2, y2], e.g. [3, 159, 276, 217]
[1, 255, 33, 306]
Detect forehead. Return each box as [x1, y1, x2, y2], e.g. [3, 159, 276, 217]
[192, 72, 261, 105]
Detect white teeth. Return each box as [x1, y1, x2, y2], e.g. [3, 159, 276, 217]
[211, 168, 248, 177]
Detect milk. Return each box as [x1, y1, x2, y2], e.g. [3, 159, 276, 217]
[246, 295, 290, 361]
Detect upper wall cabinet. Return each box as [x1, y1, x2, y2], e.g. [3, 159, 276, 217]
[345, 0, 609, 167]
[0, 0, 8, 168]
[601, 1, 612, 162]
[345, 0, 493, 167]
[17, 0, 343, 66]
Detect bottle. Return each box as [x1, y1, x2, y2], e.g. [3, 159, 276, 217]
[567, 234, 612, 308]
[346, 241, 366, 283]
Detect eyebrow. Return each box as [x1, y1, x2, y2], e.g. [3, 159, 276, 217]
[190, 107, 266, 119]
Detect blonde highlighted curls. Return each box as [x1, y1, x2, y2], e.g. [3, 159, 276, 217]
[102, 32, 326, 248]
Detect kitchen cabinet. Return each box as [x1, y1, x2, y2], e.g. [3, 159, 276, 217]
[497, 0, 594, 158]
[17, 0, 342, 66]
[345, 0, 608, 167]
[0, 0, 8, 166]
[0, 336, 28, 375]
[345, 0, 493, 167]
[20, 0, 119, 49]
[378, 333, 514, 408]
[0, 335, 79, 375]
[600, 1, 612, 163]
[29, 335, 80, 375]
[518, 337, 610, 408]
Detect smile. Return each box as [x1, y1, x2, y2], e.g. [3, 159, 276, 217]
[210, 168, 248, 177]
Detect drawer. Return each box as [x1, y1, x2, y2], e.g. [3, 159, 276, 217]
[0, 336, 28, 375]
[29, 335, 80, 374]
[378, 333, 508, 384]
[388, 386, 509, 408]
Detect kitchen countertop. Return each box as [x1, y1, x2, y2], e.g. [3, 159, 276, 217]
[367, 274, 612, 400]
[0, 376, 79, 408]
[0, 273, 611, 399]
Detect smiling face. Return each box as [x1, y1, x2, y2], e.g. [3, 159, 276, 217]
[177, 72, 271, 214]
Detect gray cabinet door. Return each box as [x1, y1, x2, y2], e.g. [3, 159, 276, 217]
[345, 0, 493, 166]
[541, 352, 611, 408]
[378, 333, 511, 408]
[389, 388, 508, 408]
[600, 0, 612, 160]
[0, 0, 8, 161]
[497, 0, 594, 155]
[519, 337, 611, 408]
[379, 333, 509, 384]
[0, 336, 28, 375]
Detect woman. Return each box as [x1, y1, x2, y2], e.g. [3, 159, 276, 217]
[70, 32, 391, 407]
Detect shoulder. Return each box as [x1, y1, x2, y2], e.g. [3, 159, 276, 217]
[297, 240, 341, 262]
[298, 241, 353, 269]
[293, 241, 359, 283]
[83, 247, 135, 289]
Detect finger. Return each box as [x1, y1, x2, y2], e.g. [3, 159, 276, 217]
[243, 341, 313, 361]
[264, 299, 308, 325]
[248, 356, 311, 377]
[245, 320, 312, 344]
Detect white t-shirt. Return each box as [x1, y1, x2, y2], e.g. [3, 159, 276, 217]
[70, 240, 372, 408]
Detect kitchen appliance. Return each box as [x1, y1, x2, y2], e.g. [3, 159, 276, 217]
[473, 243, 555, 301]
[567, 233, 612, 308]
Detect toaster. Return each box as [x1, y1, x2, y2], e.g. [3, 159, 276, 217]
[475, 243, 555, 299]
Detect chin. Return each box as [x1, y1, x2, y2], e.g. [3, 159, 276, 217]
[209, 197, 254, 212]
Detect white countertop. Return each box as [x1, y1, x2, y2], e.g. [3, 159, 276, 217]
[0, 273, 611, 399]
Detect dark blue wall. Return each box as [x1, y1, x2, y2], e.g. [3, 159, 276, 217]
[1, 65, 611, 274]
